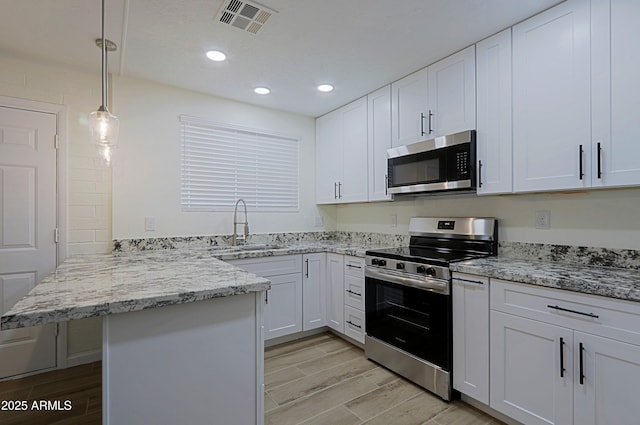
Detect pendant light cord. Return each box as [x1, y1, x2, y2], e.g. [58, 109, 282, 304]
[101, 0, 108, 112]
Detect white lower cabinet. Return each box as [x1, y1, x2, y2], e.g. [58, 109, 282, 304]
[326, 253, 345, 333]
[452, 273, 490, 404]
[343, 256, 366, 343]
[490, 279, 640, 425]
[302, 253, 326, 331]
[229, 255, 302, 340]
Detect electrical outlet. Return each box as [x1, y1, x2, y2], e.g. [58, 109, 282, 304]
[145, 216, 156, 231]
[535, 210, 550, 229]
[390, 214, 397, 228]
[314, 216, 324, 227]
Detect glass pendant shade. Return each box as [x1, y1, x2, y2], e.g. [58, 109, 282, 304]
[89, 107, 119, 147]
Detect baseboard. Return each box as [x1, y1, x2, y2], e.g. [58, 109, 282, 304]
[460, 394, 524, 425]
[64, 349, 102, 368]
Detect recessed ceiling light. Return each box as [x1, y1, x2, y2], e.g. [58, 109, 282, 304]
[317, 84, 334, 93]
[254, 87, 270, 95]
[206, 50, 227, 62]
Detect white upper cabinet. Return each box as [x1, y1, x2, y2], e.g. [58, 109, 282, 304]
[427, 45, 476, 137]
[367, 85, 393, 201]
[315, 97, 368, 204]
[315, 109, 342, 204]
[390, 68, 428, 147]
[476, 29, 513, 195]
[391, 47, 476, 148]
[591, 0, 640, 188]
[512, 0, 591, 192]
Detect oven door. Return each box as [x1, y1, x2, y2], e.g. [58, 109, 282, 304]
[365, 270, 451, 371]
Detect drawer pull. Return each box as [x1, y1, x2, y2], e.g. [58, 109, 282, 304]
[547, 304, 599, 319]
[346, 289, 362, 297]
[454, 277, 484, 285]
[346, 264, 362, 269]
[579, 342, 585, 385]
[346, 320, 361, 329]
[559, 337, 565, 378]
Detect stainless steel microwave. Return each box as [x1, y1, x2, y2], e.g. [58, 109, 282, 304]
[387, 130, 476, 195]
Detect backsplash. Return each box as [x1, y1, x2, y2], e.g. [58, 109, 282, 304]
[499, 242, 640, 270]
[113, 232, 640, 270]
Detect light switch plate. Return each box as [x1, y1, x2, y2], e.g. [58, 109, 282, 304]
[145, 216, 156, 231]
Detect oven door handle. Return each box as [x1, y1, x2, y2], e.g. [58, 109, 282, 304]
[365, 267, 449, 295]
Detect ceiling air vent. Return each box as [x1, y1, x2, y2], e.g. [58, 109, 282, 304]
[215, 0, 277, 34]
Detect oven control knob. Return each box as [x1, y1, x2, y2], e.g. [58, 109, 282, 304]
[396, 262, 405, 270]
[371, 258, 380, 266]
[378, 259, 387, 267]
[416, 265, 426, 274]
[426, 267, 437, 277]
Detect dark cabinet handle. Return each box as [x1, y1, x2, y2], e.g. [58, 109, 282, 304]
[338, 181, 342, 199]
[547, 304, 599, 319]
[559, 337, 565, 378]
[346, 289, 362, 297]
[346, 264, 362, 269]
[346, 320, 361, 329]
[334, 182, 337, 199]
[265, 290, 269, 305]
[428, 110, 433, 134]
[420, 113, 426, 136]
[305, 258, 309, 278]
[597, 142, 603, 179]
[478, 160, 483, 188]
[579, 144, 584, 180]
[385, 174, 388, 195]
[454, 277, 484, 285]
[579, 342, 585, 385]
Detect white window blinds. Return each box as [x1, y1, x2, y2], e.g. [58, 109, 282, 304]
[180, 115, 299, 212]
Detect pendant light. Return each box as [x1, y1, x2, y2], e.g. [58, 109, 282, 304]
[89, 0, 119, 162]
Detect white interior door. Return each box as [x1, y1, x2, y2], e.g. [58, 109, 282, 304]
[0, 105, 57, 378]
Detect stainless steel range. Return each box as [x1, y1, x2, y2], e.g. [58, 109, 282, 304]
[365, 217, 497, 401]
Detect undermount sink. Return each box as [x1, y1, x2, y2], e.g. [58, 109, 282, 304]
[237, 244, 286, 251]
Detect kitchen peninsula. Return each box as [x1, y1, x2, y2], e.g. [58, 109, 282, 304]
[1, 249, 270, 425]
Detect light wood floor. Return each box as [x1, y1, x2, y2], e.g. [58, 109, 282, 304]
[265, 332, 503, 425]
[0, 332, 503, 425]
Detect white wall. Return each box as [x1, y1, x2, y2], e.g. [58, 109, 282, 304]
[111, 75, 332, 239]
[336, 187, 640, 249]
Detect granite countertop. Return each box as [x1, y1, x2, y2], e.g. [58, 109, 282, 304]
[450, 256, 640, 303]
[0, 249, 271, 330]
[0, 241, 383, 331]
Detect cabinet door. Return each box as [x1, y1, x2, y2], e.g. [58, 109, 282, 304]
[367, 85, 393, 201]
[452, 274, 489, 404]
[315, 108, 342, 204]
[427, 45, 476, 137]
[339, 97, 368, 203]
[512, 0, 591, 192]
[476, 29, 513, 195]
[391, 68, 428, 147]
[326, 253, 344, 333]
[264, 273, 303, 340]
[302, 253, 326, 331]
[490, 311, 573, 425]
[591, 0, 640, 188]
[573, 332, 640, 425]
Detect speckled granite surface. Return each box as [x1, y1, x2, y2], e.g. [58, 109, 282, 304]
[450, 257, 640, 302]
[0, 249, 270, 330]
[0, 240, 394, 330]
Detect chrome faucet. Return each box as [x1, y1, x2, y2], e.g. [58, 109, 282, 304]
[232, 199, 249, 246]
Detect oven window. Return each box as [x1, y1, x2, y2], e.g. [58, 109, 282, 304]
[365, 277, 451, 370]
[392, 157, 440, 186]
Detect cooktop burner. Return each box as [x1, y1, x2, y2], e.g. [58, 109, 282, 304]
[365, 246, 486, 266]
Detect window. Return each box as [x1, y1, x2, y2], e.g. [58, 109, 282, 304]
[180, 115, 299, 212]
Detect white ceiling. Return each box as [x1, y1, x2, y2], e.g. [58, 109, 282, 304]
[0, 0, 563, 117]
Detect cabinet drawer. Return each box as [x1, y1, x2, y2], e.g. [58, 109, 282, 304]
[491, 279, 640, 346]
[229, 255, 302, 277]
[344, 305, 365, 344]
[344, 256, 365, 278]
[345, 275, 365, 310]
